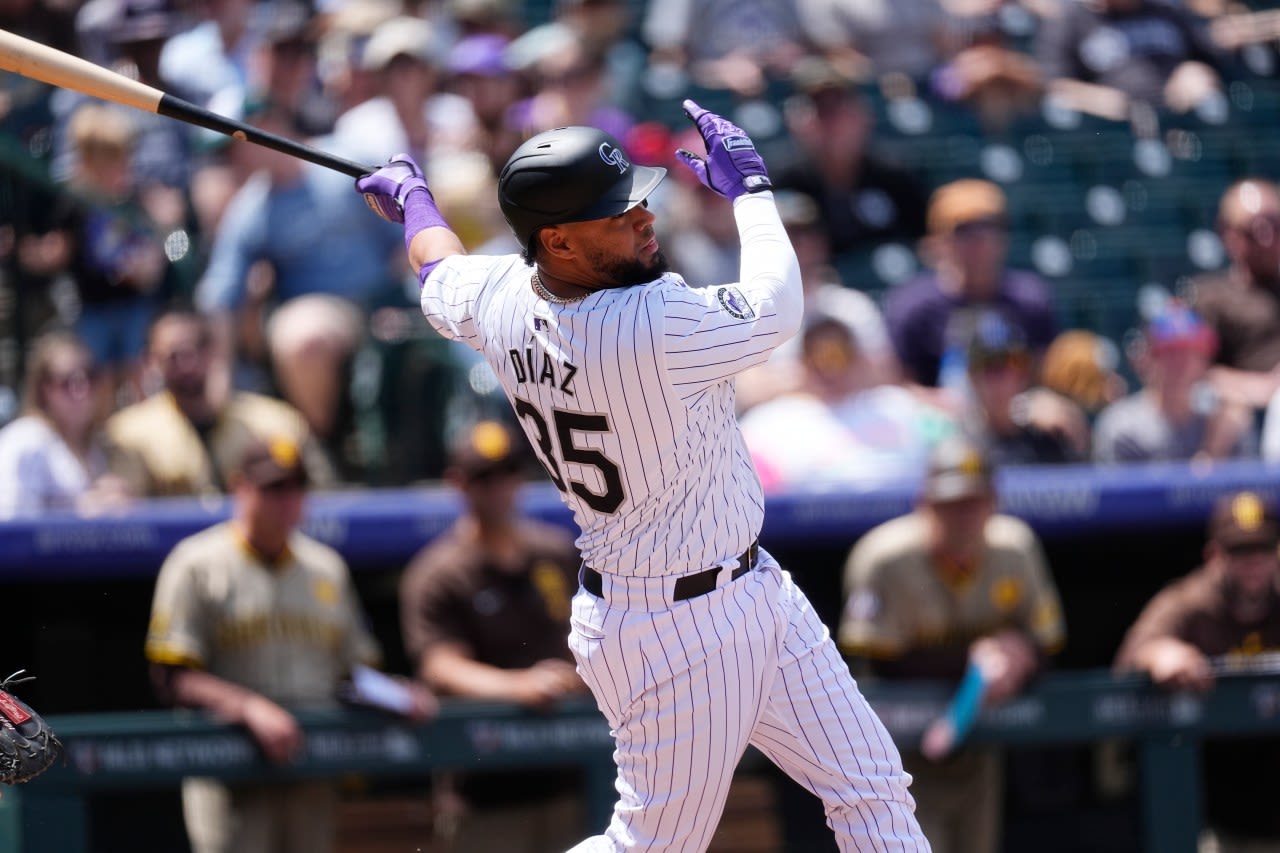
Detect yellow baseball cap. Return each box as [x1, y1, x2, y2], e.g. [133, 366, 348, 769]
[927, 179, 1007, 236]
[923, 435, 994, 503]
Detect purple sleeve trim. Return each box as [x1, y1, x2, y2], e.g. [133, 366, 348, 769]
[403, 185, 448, 255]
[417, 257, 443, 288]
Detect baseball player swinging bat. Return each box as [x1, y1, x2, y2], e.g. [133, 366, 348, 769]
[0, 28, 370, 178]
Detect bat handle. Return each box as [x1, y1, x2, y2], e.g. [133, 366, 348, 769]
[156, 94, 372, 178]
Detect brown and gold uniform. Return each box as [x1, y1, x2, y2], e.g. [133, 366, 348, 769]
[840, 510, 1066, 853]
[1116, 566, 1280, 850]
[399, 516, 582, 852]
[106, 391, 333, 498]
[145, 521, 381, 853]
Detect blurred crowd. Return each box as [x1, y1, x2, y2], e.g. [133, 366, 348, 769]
[3, 0, 1280, 512]
[6, 2, 1280, 848]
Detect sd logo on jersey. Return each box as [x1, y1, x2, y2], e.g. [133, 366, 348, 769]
[717, 286, 756, 320]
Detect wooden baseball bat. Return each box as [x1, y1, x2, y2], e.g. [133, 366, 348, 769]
[0, 28, 372, 178]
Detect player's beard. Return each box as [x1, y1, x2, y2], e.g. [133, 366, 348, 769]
[586, 245, 670, 288]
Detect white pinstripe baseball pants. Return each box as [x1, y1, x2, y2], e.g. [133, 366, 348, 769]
[566, 552, 931, 852]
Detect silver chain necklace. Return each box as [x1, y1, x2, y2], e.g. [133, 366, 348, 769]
[531, 270, 586, 305]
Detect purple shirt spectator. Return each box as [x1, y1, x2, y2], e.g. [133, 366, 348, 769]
[884, 269, 1058, 388]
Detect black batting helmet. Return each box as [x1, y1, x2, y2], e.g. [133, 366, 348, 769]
[498, 126, 667, 250]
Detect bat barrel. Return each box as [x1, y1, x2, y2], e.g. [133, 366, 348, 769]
[157, 95, 370, 178]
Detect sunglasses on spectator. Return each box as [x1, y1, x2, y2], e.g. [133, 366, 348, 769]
[542, 64, 595, 87]
[1237, 214, 1280, 246]
[462, 463, 523, 485]
[44, 367, 96, 397]
[259, 476, 307, 494]
[1222, 541, 1277, 557]
[952, 218, 1007, 239]
[157, 339, 211, 366]
[972, 350, 1030, 374]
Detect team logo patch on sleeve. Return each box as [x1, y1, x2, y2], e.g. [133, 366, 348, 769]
[717, 286, 756, 320]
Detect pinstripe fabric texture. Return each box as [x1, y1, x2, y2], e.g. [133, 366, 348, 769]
[420, 194, 930, 852]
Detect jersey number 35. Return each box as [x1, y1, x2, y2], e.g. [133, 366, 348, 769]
[514, 398, 626, 514]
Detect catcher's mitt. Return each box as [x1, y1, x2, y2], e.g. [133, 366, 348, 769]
[0, 670, 62, 785]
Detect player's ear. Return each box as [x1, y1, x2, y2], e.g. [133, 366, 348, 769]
[540, 226, 576, 261]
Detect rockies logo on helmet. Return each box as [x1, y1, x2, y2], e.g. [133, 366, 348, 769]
[598, 143, 630, 174]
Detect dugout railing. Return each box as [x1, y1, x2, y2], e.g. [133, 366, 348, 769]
[0, 669, 1277, 853]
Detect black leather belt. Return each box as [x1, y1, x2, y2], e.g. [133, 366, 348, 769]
[581, 540, 759, 602]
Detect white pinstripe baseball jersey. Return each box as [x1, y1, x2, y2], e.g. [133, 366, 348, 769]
[419, 191, 929, 852]
[421, 194, 798, 578]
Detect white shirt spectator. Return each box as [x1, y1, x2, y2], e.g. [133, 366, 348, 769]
[0, 416, 108, 518]
[330, 94, 478, 168]
[741, 384, 954, 492]
[1259, 388, 1280, 462]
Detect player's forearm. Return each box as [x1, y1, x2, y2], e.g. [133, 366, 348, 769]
[734, 192, 803, 339]
[421, 652, 524, 701]
[408, 227, 465, 277]
[403, 187, 465, 285]
[1117, 635, 1190, 676]
[151, 663, 271, 723]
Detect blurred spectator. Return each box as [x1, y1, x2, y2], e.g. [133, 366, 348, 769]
[1039, 329, 1128, 420]
[735, 189, 900, 411]
[158, 0, 264, 114]
[1114, 489, 1280, 853]
[796, 0, 958, 83]
[553, 0, 647, 116]
[775, 58, 929, 258]
[661, 179, 740, 293]
[1093, 300, 1256, 463]
[66, 0, 196, 194]
[330, 14, 479, 168]
[740, 313, 954, 491]
[195, 99, 403, 447]
[0, 330, 131, 518]
[426, 150, 514, 254]
[311, 0, 400, 119]
[1260, 393, 1280, 463]
[1034, 0, 1226, 120]
[961, 310, 1088, 464]
[503, 24, 634, 142]
[640, 0, 812, 95]
[883, 179, 1058, 395]
[23, 102, 169, 407]
[1189, 179, 1280, 410]
[399, 421, 587, 852]
[442, 0, 523, 39]
[840, 434, 1066, 853]
[444, 33, 526, 173]
[104, 309, 334, 497]
[145, 431, 435, 853]
[930, 12, 1044, 133]
[257, 2, 334, 138]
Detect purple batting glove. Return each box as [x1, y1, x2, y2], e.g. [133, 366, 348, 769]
[355, 153, 428, 224]
[674, 99, 772, 201]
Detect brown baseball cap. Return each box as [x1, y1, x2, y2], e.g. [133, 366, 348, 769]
[1210, 491, 1280, 550]
[923, 435, 995, 503]
[449, 420, 525, 479]
[927, 179, 1007, 236]
[236, 434, 308, 488]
